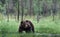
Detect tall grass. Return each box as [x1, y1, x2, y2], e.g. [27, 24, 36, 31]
[0, 15, 60, 34]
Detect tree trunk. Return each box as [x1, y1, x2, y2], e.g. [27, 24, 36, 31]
[17, 0, 20, 21]
[6, 0, 9, 22]
[52, 0, 57, 21]
[37, 0, 40, 23]
[29, 0, 32, 16]
[21, 0, 24, 21]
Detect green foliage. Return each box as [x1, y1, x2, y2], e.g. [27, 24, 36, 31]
[0, 0, 60, 15]
[0, 20, 19, 32]
[0, 13, 3, 21]
[0, 16, 60, 34]
[0, 16, 60, 37]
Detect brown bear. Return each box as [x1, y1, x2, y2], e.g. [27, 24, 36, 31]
[18, 20, 34, 33]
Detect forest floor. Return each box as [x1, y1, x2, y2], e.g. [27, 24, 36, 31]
[0, 15, 60, 37]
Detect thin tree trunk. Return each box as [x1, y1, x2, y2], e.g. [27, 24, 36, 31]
[29, 0, 32, 17]
[37, 0, 40, 23]
[21, 0, 24, 21]
[52, 0, 57, 21]
[6, 0, 9, 22]
[17, 0, 20, 21]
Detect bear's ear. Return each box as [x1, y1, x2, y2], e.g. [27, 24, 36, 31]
[20, 21, 24, 26]
[26, 20, 29, 22]
[21, 21, 23, 24]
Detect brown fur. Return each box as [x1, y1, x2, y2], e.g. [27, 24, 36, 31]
[18, 20, 34, 33]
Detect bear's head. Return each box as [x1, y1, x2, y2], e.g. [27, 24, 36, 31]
[20, 20, 31, 28]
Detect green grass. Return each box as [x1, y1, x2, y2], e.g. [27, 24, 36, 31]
[0, 16, 60, 34]
[0, 33, 53, 37]
[0, 16, 60, 37]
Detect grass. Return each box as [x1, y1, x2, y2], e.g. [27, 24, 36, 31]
[0, 15, 60, 37]
[0, 15, 60, 34]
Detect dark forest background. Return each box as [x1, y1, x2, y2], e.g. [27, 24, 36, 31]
[0, 0, 60, 22]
